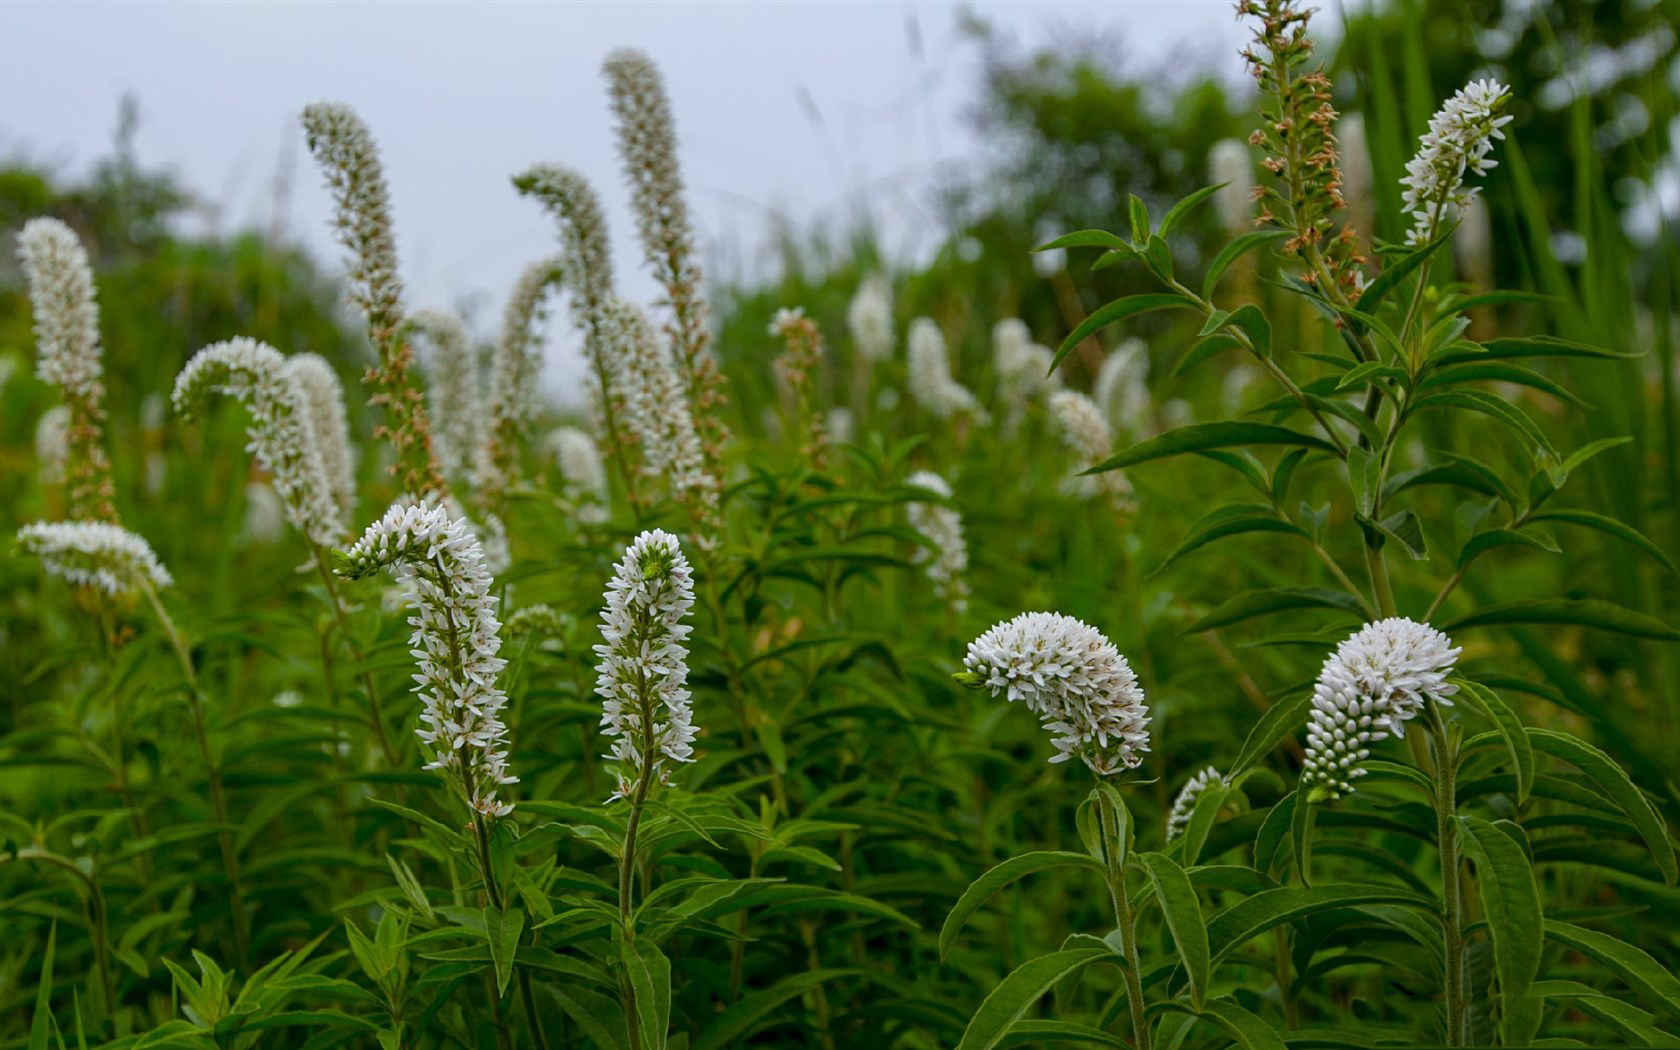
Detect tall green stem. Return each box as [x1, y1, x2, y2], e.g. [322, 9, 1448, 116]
[139, 580, 250, 969]
[1428, 703, 1465, 1045]
[313, 547, 400, 766]
[1098, 817, 1150, 1050]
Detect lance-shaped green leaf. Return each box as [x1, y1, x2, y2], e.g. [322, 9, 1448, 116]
[1456, 816, 1542, 1006]
[1137, 852, 1210, 1009]
[1157, 182, 1226, 239]
[1456, 681, 1534, 804]
[1035, 229, 1131, 253]
[1090, 422, 1338, 476]
[1408, 389, 1555, 458]
[939, 852, 1104, 960]
[955, 947, 1113, 1050]
[1203, 229, 1291, 297]
[1543, 920, 1680, 1017]
[1230, 693, 1311, 780]
[1194, 998, 1289, 1050]
[1446, 599, 1680, 642]
[1527, 510, 1675, 572]
[1151, 505, 1307, 575]
[1354, 228, 1453, 317]
[1431, 335, 1642, 368]
[1206, 885, 1431, 965]
[1187, 588, 1367, 633]
[1051, 294, 1190, 373]
[1528, 729, 1676, 883]
[692, 970, 864, 1050]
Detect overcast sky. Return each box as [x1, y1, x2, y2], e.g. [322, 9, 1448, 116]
[3, 0, 1242, 393]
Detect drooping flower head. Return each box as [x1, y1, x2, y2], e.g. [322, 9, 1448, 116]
[962, 612, 1152, 776]
[172, 338, 345, 547]
[336, 500, 516, 817]
[17, 217, 116, 521]
[1049, 390, 1133, 508]
[1400, 79, 1512, 246]
[603, 48, 731, 463]
[906, 470, 969, 614]
[18, 521, 172, 597]
[847, 273, 895, 361]
[302, 101, 445, 497]
[282, 354, 358, 523]
[408, 309, 482, 485]
[593, 529, 698, 801]
[1167, 766, 1227, 839]
[548, 426, 610, 524]
[479, 256, 566, 503]
[1302, 617, 1460, 801]
[907, 318, 988, 422]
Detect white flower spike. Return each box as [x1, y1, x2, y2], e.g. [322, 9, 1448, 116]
[18, 521, 172, 597]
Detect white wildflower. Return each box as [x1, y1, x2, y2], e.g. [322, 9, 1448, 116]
[847, 273, 894, 361]
[172, 338, 345, 546]
[1302, 618, 1460, 801]
[593, 528, 698, 800]
[1167, 767, 1227, 839]
[17, 520, 172, 597]
[284, 354, 358, 522]
[906, 470, 969, 614]
[17, 218, 102, 398]
[1092, 339, 1151, 437]
[479, 257, 566, 499]
[547, 426, 610, 524]
[1209, 139, 1255, 237]
[1400, 79, 1513, 246]
[907, 318, 987, 422]
[962, 612, 1152, 775]
[410, 310, 482, 484]
[1049, 390, 1133, 506]
[300, 102, 405, 343]
[36, 406, 69, 486]
[994, 319, 1059, 427]
[603, 297, 716, 514]
[337, 500, 516, 817]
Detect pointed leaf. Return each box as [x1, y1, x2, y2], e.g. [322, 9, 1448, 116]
[955, 948, 1112, 1050]
[1137, 852, 1210, 1009]
[940, 852, 1103, 960]
[1457, 815, 1542, 1005]
[1052, 294, 1189, 373]
[1089, 422, 1337, 475]
[1446, 599, 1680, 642]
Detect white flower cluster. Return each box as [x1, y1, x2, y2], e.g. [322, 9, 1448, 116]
[1049, 390, 1133, 506]
[283, 354, 358, 523]
[907, 318, 987, 422]
[300, 102, 405, 339]
[1302, 617, 1460, 800]
[603, 297, 716, 513]
[906, 470, 969, 614]
[847, 274, 894, 361]
[410, 310, 482, 484]
[1092, 340, 1151, 436]
[593, 529, 699, 801]
[172, 338, 345, 547]
[17, 520, 172, 597]
[963, 612, 1152, 775]
[35, 405, 69, 486]
[548, 426, 610, 524]
[1209, 139, 1255, 237]
[1400, 78, 1513, 246]
[17, 218, 103, 399]
[1166, 766, 1227, 839]
[480, 256, 566, 496]
[993, 319, 1059, 428]
[338, 500, 517, 817]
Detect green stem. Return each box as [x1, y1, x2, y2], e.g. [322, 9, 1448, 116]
[1098, 821, 1150, 1050]
[140, 580, 250, 969]
[314, 547, 400, 766]
[1429, 703, 1465, 1045]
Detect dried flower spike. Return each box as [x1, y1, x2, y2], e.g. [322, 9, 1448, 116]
[18, 520, 172, 597]
[961, 612, 1152, 775]
[336, 500, 517, 817]
[770, 306, 829, 468]
[593, 528, 698, 801]
[17, 217, 117, 521]
[1302, 618, 1460, 801]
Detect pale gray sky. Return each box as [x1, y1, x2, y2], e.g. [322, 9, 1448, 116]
[3, 0, 1241, 395]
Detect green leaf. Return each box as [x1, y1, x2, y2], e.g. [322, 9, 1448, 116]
[1171, 334, 1244, 379]
[1151, 505, 1307, 575]
[1187, 588, 1366, 633]
[1052, 294, 1190, 373]
[1157, 182, 1225, 239]
[1195, 998, 1289, 1050]
[1456, 528, 1559, 569]
[1456, 816, 1542, 1006]
[1383, 455, 1520, 508]
[939, 852, 1103, 960]
[1207, 885, 1431, 966]
[550, 985, 629, 1050]
[1445, 599, 1680, 642]
[1456, 681, 1534, 805]
[1252, 792, 1296, 878]
[1225, 304, 1272, 357]
[1528, 729, 1676, 883]
[1090, 422, 1337, 475]
[1409, 390, 1555, 458]
[955, 948, 1112, 1050]
[1434, 335, 1642, 367]
[1354, 228, 1453, 316]
[483, 907, 524, 997]
[1179, 781, 1231, 866]
[619, 936, 670, 1050]
[1417, 362, 1586, 406]
[1137, 852, 1210, 1009]
[1230, 693, 1311, 779]
[1543, 920, 1680, 1017]
[1036, 229, 1130, 253]
[1203, 230, 1291, 297]
[1128, 194, 1150, 244]
[999, 1020, 1128, 1047]
[1528, 510, 1676, 572]
[692, 970, 864, 1050]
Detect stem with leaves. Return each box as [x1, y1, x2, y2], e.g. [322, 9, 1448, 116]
[1096, 793, 1150, 1050]
[1427, 702, 1466, 1045]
